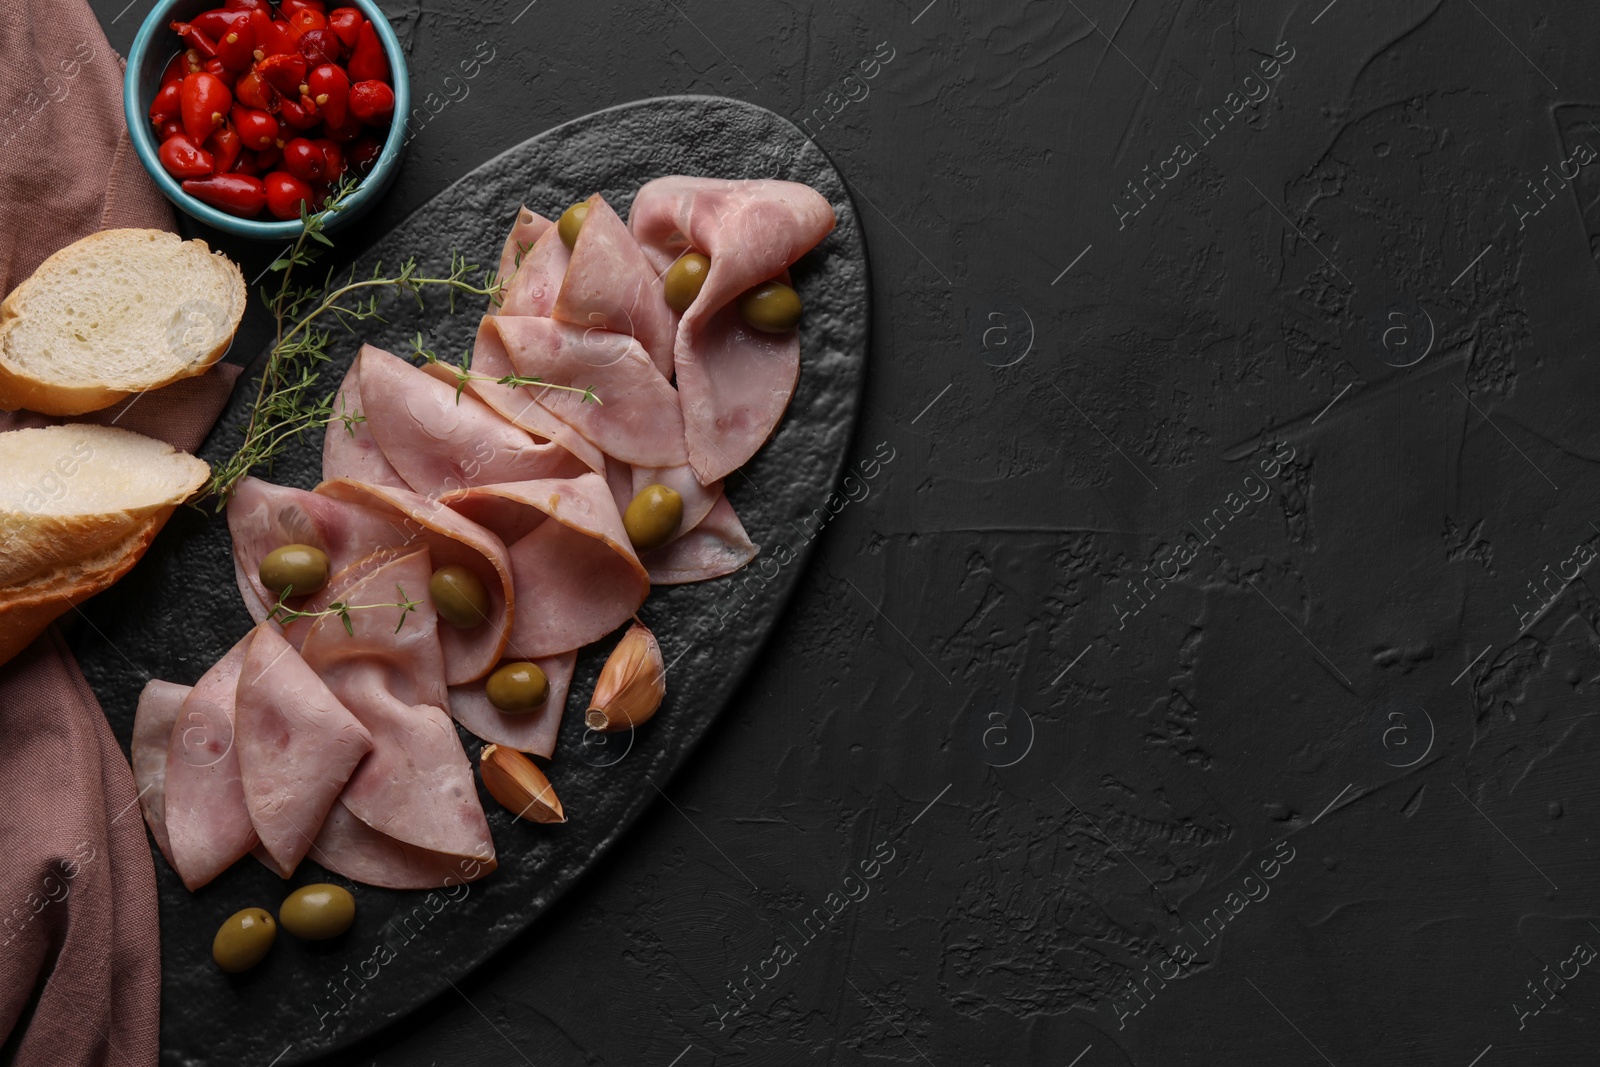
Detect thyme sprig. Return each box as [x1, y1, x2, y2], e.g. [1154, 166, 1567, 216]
[268, 582, 422, 635]
[409, 332, 602, 406]
[204, 184, 506, 504]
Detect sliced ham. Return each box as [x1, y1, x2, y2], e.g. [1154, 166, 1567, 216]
[498, 222, 570, 318]
[553, 194, 676, 378]
[639, 493, 759, 584]
[455, 316, 607, 473]
[481, 314, 688, 468]
[356, 344, 581, 497]
[496, 205, 553, 289]
[629, 177, 836, 483]
[448, 650, 575, 757]
[163, 636, 258, 891]
[404, 365, 594, 483]
[131, 679, 192, 867]
[300, 549, 494, 862]
[227, 476, 413, 623]
[443, 473, 649, 657]
[236, 624, 375, 877]
[312, 800, 496, 890]
[322, 354, 408, 490]
[316, 478, 515, 685]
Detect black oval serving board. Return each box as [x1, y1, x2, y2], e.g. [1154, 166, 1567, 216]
[70, 95, 867, 1067]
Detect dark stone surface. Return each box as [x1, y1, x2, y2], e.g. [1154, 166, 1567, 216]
[69, 95, 865, 1065]
[78, 0, 1600, 1064]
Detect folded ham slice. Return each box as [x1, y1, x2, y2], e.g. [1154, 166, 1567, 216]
[481, 315, 688, 468]
[629, 177, 836, 483]
[300, 549, 494, 864]
[236, 624, 375, 878]
[357, 344, 582, 498]
[638, 493, 759, 585]
[312, 800, 496, 891]
[316, 478, 515, 685]
[322, 355, 408, 489]
[443, 473, 648, 658]
[163, 635, 259, 891]
[131, 678, 192, 867]
[227, 476, 413, 623]
[553, 194, 676, 378]
[496, 205, 553, 289]
[498, 221, 570, 318]
[447, 650, 575, 757]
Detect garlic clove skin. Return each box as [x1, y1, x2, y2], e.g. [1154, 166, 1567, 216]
[586, 621, 665, 733]
[480, 744, 566, 824]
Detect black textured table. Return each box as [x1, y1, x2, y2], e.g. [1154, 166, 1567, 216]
[86, 1, 1600, 1064]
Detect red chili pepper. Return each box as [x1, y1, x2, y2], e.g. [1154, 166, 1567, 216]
[180, 71, 232, 143]
[275, 16, 303, 46]
[202, 56, 228, 79]
[206, 124, 243, 175]
[255, 142, 283, 169]
[156, 117, 185, 141]
[277, 97, 320, 130]
[255, 52, 308, 96]
[347, 79, 394, 125]
[327, 7, 364, 49]
[190, 9, 239, 38]
[288, 8, 327, 33]
[346, 21, 389, 83]
[315, 137, 344, 180]
[347, 135, 381, 172]
[214, 16, 256, 72]
[169, 20, 218, 59]
[149, 82, 181, 125]
[182, 173, 267, 217]
[160, 51, 188, 87]
[158, 133, 214, 179]
[297, 28, 344, 65]
[280, 0, 326, 16]
[231, 103, 279, 149]
[234, 69, 278, 111]
[306, 64, 349, 129]
[232, 150, 262, 176]
[264, 170, 316, 219]
[248, 9, 294, 56]
[224, 0, 269, 10]
[321, 113, 363, 142]
[281, 136, 326, 182]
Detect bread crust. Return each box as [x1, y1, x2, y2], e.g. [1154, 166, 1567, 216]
[0, 229, 245, 416]
[0, 508, 171, 667]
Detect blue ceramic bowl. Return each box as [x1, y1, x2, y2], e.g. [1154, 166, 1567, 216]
[124, 0, 409, 239]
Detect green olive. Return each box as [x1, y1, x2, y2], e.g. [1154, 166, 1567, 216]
[486, 661, 549, 713]
[430, 564, 490, 628]
[212, 907, 276, 973]
[663, 252, 711, 313]
[737, 281, 802, 333]
[557, 201, 590, 250]
[258, 544, 330, 598]
[623, 484, 684, 552]
[278, 883, 356, 941]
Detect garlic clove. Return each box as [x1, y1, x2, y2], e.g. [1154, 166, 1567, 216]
[480, 744, 565, 824]
[586, 620, 666, 732]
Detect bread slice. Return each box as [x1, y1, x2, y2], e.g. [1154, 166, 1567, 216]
[0, 510, 169, 667]
[0, 229, 245, 415]
[0, 425, 209, 588]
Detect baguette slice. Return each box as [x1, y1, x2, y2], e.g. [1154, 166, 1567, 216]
[0, 229, 245, 415]
[0, 425, 210, 588]
[0, 511, 169, 667]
